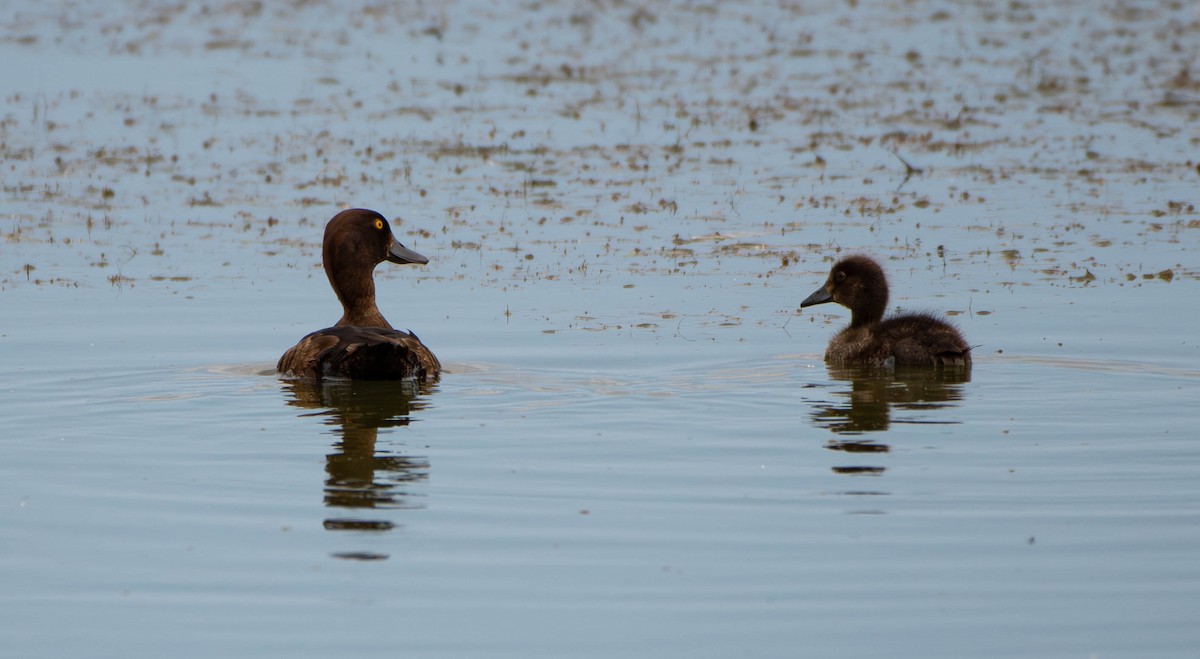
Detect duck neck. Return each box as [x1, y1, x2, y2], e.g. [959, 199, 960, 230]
[848, 289, 887, 328]
[328, 266, 392, 329]
[337, 300, 391, 329]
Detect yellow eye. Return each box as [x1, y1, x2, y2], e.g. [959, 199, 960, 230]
[374, 219, 384, 230]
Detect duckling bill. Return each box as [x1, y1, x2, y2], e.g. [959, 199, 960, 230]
[800, 255, 971, 368]
[278, 208, 441, 381]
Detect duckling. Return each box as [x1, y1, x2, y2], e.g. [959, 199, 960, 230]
[278, 208, 441, 381]
[800, 255, 971, 368]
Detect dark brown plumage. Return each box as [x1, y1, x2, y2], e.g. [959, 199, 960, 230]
[277, 208, 441, 381]
[800, 255, 971, 368]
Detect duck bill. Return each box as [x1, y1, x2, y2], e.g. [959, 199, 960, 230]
[800, 285, 833, 308]
[386, 239, 429, 265]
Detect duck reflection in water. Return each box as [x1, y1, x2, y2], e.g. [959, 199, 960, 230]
[813, 364, 970, 453]
[283, 378, 435, 546]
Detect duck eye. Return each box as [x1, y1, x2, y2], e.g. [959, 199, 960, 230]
[835, 271, 846, 282]
[374, 219, 384, 230]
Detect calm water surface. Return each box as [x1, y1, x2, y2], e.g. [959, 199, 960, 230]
[4, 1, 1200, 657]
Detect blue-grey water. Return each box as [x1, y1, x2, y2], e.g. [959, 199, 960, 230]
[3, 1, 1199, 657]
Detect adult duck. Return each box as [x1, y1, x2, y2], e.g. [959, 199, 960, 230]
[278, 208, 441, 381]
[800, 255, 971, 368]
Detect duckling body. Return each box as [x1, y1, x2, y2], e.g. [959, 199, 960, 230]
[801, 255, 971, 368]
[278, 208, 441, 381]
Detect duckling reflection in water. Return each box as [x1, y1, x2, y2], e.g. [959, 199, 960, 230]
[801, 255, 972, 368]
[278, 208, 441, 382]
[813, 364, 971, 436]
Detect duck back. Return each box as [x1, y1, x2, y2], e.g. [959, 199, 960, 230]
[278, 326, 441, 381]
[880, 312, 972, 367]
[825, 312, 971, 367]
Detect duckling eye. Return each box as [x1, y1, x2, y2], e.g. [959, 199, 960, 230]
[374, 219, 384, 230]
[835, 271, 846, 282]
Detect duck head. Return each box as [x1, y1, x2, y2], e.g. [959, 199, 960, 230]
[800, 255, 889, 326]
[323, 208, 428, 328]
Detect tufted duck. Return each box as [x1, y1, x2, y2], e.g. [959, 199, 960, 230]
[277, 208, 441, 381]
[800, 255, 971, 368]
